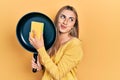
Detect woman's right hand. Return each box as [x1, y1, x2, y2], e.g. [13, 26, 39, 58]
[32, 56, 42, 71]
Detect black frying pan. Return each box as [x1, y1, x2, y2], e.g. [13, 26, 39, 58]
[16, 12, 56, 72]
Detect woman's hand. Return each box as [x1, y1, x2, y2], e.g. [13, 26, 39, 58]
[32, 56, 42, 71]
[29, 30, 44, 50]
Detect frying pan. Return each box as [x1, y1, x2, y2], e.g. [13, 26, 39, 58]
[16, 12, 56, 72]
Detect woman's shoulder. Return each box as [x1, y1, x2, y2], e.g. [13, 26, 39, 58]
[70, 37, 81, 44]
[67, 37, 82, 46]
[63, 37, 83, 54]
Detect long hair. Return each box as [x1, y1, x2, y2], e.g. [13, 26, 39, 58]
[48, 5, 79, 56]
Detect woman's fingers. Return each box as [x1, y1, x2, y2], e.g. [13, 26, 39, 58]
[29, 30, 37, 41]
[29, 30, 44, 50]
[29, 36, 35, 45]
[32, 61, 37, 68]
[32, 30, 38, 39]
[32, 58, 42, 71]
[32, 57, 35, 62]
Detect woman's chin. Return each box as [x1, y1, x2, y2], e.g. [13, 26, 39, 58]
[59, 30, 69, 34]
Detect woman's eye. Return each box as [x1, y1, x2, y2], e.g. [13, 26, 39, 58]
[60, 15, 65, 19]
[69, 18, 73, 21]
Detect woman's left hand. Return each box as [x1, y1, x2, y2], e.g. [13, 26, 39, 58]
[29, 30, 44, 50]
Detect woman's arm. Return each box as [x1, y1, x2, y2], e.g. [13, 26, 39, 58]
[29, 31, 83, 79]
[37, 40, 83, 80]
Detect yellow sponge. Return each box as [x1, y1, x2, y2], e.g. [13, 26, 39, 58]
[30, 21, 44, 39]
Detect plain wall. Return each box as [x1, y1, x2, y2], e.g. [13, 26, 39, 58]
[0, 0, 120, 80]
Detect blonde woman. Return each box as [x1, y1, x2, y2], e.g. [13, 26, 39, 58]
[29, 5, 83, 80]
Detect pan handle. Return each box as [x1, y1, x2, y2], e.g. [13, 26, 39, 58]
[32, 52, 38, 73]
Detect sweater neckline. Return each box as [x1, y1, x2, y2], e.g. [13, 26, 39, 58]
[60, 37, 77, 47]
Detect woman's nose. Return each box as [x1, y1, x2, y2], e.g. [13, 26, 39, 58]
[63, 19, 68, 25]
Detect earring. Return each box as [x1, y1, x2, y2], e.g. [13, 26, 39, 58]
[70, 28, 74, 33]
[69, 28, 73, 35]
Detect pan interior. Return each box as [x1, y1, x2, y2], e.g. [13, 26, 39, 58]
[16, 12, 56, 53]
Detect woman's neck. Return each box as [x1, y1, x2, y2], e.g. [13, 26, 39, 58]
[59, 33, 72, 45]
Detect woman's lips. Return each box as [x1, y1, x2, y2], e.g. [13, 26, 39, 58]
[61, 25, 67, 29]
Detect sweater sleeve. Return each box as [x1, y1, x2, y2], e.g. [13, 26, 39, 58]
[37, 40, 83, 80]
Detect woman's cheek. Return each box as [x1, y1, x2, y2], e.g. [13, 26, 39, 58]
[57, 22, 61, 28]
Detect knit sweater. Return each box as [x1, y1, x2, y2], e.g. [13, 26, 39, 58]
[37, 38, 83, 80]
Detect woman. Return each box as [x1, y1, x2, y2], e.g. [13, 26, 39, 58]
[29, 5, 83, 80]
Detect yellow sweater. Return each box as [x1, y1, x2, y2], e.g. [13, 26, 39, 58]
[37, 38, 83, 80]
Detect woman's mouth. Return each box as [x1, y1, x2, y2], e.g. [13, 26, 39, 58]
[61, 24, 67, 29]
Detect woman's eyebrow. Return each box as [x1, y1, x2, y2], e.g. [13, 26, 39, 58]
[60, 14, 65, 16]
[69, 17, 75, 19]
[69, 17, 76, 21]
[62, 13, 75, 17]
[60, 13, 75, 20]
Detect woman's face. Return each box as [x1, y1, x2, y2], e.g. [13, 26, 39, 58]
[57, 9, 76, 34]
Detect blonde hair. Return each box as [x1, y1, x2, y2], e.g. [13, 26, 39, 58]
[48, 5, 79, 56]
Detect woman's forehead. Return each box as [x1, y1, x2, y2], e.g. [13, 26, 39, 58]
[60, 9, 76, 18]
